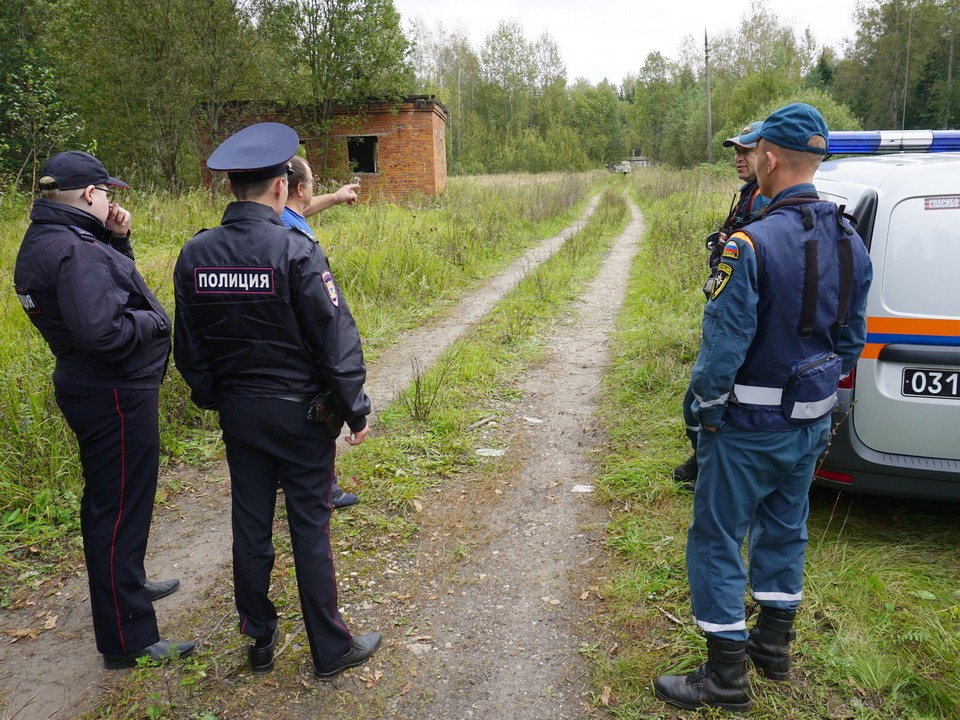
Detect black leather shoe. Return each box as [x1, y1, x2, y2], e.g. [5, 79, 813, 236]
[145, 578, 180, 602]
[249, 628, 280, 673]
[332, 487, 359, 509]
[314, 632, 381, 680]
[103, 639, 196, 669]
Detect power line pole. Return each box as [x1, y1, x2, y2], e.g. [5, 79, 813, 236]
[705, 29, 714, 163]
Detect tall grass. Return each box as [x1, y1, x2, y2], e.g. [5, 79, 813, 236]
[594, 166, 960, 718]
[0, 173, 593, 564]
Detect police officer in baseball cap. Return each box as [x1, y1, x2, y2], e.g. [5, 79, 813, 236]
[174, 122, 381, 678]
[14, 151, 192, 668]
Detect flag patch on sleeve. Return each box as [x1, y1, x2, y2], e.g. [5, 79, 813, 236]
[721, 240, 739, 260]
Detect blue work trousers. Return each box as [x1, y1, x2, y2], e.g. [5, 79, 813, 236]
[686, 418, 829, 640]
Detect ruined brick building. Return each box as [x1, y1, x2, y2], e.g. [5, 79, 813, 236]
[199, 95, 447, 202]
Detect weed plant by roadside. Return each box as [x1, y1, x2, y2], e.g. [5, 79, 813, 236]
[593, 166, 960, 719]
[0, 173, 594, 571]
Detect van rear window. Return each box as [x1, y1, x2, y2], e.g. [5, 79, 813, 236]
[883, 196, 960, 318]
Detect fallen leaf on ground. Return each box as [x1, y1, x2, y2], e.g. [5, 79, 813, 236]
[4, 628, 41, 642]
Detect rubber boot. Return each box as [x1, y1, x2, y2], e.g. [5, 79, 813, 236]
[672, 453, 698, 490]
[653, 636, 752, 712]
[747, 607, 796, 680]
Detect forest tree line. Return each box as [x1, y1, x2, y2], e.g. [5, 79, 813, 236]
[1, 0, 958, 190]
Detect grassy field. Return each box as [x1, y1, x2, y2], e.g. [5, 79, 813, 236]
[591, 167, 960, 719]
[5, 168, 960, 719]
[0, 172, 596, 575]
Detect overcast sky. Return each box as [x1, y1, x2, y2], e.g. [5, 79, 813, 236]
[393, 0, 863, 85]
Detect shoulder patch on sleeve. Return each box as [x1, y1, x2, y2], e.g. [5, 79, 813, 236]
[729, 230, 754, 252]
[322, 270, 339, 307]
[711, 262, 733, 301]
[721, 240, 740, 260]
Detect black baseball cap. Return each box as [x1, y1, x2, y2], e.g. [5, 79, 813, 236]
[206, 122, 300, 184]
[39, 151, 129, 191]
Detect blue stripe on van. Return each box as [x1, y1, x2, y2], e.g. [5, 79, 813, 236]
[867, 333, 960, 347]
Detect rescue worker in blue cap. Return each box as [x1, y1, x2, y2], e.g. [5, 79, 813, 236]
[14, 150, 193, 668]
[674, 121, 771, 489]
[654, 102, 872, 711]
[173, 122, 381, 679]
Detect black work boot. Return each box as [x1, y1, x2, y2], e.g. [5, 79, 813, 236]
[747, 607, 796, 680]
[653, 636, 752, 712]
[672, 453, 698, 490]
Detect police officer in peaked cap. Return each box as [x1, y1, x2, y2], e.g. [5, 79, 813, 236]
[654, 103, 872, 710]
[14, 150, 193, 668]
[173, 122, 381, 678]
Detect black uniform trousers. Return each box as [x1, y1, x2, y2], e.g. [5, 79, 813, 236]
[54, 382, 161, 655]
[218, 396, 352, 669]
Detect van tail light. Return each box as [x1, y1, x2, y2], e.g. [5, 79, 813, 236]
[838, 366, 857, 390]
[815, 468, 854, 484]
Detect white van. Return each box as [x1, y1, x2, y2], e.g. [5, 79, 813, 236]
[813, 131, 960, 500]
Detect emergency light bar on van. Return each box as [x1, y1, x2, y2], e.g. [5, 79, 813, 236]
[828, 130, 960, 154]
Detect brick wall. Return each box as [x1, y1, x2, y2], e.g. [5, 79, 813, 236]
[198, 96, 447, 202]
[321, 97, 447, 201]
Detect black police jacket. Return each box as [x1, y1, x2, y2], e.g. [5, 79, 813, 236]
[13, 199, 170, 388]
[173, 201, 370, 432]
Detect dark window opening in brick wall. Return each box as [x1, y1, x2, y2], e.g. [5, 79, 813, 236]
[348, 136, 378, 174]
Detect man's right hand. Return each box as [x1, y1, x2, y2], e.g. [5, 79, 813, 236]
[344, 424, 368, 445]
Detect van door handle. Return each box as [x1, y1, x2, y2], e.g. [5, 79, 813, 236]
[877, 344, 960, 366]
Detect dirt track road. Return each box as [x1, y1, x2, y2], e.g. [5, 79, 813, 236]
[0, 195, 645, 719]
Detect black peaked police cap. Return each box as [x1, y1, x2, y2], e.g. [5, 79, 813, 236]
[207, 122, 300, 184]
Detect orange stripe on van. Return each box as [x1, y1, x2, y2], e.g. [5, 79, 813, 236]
[867, 317, 960, 336]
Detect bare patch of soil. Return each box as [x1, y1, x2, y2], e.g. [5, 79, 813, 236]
[0, 197, 643, 720]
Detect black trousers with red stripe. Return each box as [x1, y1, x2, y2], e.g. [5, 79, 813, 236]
[54, 382, 161, 655]
[218, 395, 353, 669]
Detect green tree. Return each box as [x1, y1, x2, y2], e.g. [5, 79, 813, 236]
[254, 0, 414, 165]
[1, 63, 86, 188]
[627, 52, 687, 162]
[833, 0, 945, 129]
[49, 0, 264, 189]
[566, 80, 627, 164]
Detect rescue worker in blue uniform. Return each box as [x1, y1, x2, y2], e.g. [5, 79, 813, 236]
[173, 123, 381, 679]
[654, 103, 872, 711]
[674, 121, 770, 489]
[13, 151, 194, 668]
[282, 155, 361, 509]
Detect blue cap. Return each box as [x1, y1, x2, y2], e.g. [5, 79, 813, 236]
[207, 122, 300, 182]
[722, 121, 763, 149]
[39, 151, 129, 191]
[740, 103, 829, 155]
